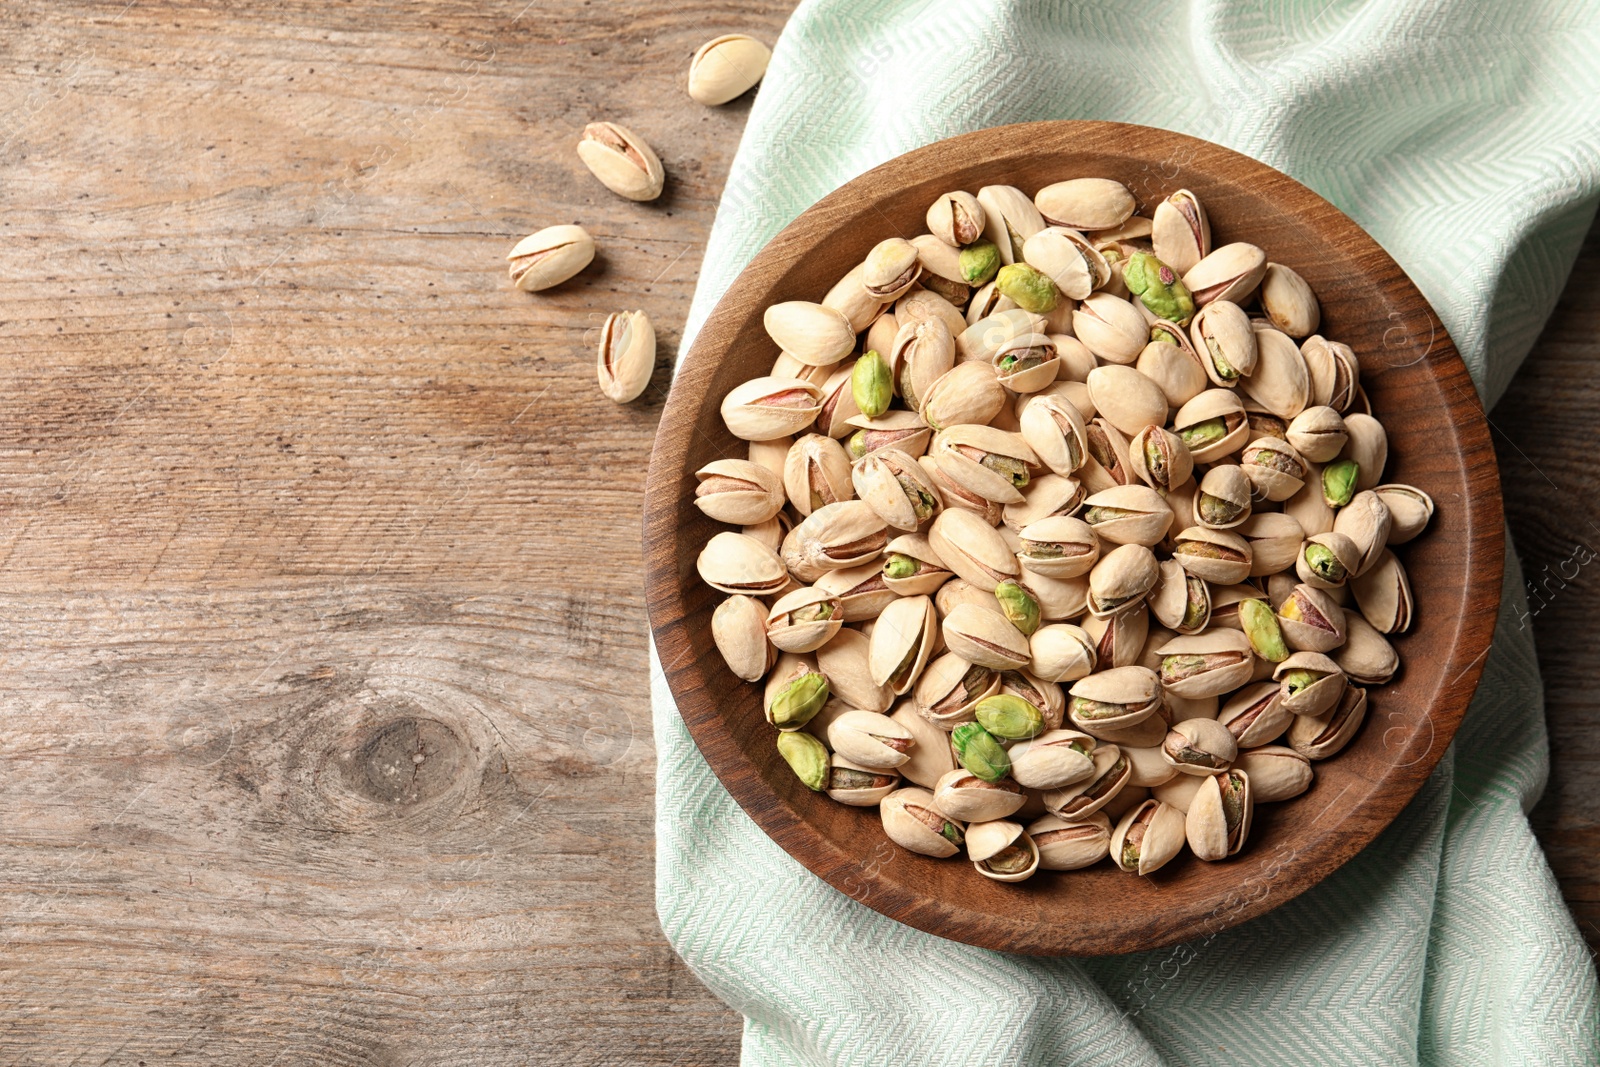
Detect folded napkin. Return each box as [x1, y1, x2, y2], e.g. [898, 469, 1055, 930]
[653, 1, 1600, 1062]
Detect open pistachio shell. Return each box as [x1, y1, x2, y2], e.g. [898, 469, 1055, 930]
[868, 595, 938, 694]
[1151, 189, 1210, 275]
[1017, 516, 1100, 579]
[815, 561, 900, 621]
[928, 508, 1020, 592]
[853, 448, 941, 532]
[1022, 226, 1110, 300]
[889, 701, 960, 788]
[992, 333, 1061, 393]
[977, 185, 1046, 265]
[1111, 799, 1187, 874]
[1160, 716, 1239, 775]
[1181, 242, 1267, 307]
[1375, 484, 1435, 544]
[824, 753, 901, 807]
[1172, 388, 1250, 464]
[1136, 338, 1209, 408]
[1008, 729, 1097, 790]
[1029, 810, 1112, 870]
[1087, 543, 1160, 617]
[930, 424, 1038, 506]
[1288, 684, 1367, 759]
[577, 122, 664, 202]
[1240, 437, 1309, 502]
[1351, 548, 1414, 634]
[1276, 582, 1347, 652]
[507, 225, 595, 291]
[1081, 484, 1174, 548]
[880, 787, 964, 858]
[1129, 426, 1195, 496]
[784, 500, 890, 575]
[694, 458, 786, 525]
[1242, 325, 1311, 420]
[926, 190, 986, 247]
[721, 376, 824, 441]
[827, 708, 915, 770]
[1002, 473, 1086, 530]
[880, 533, 954, 597]
[1155, 629, 1255, 699]
[697, 531, 789, 596]
[1296, 530, 1362, 590]
[1333, 490, 1393, 577]
[1217, 682, 1292, 748]
[1068, 665, 1162, 732]
[1171, 525, 1253, 586]
[1043, 743, 1130, 820]
[1018, 392, 1090, 476]
[1149, 558, 1210, 635]
[942, 602, 1033, 670]
[1029, 623, 1098, 682]
[1073, 292, 1149, 364]
[765, 585, 845, 653]
[1274, 650, 1347, 718]
[968, 820, 1040, 882]
[1186, 769, 1253, 860]
[783, 433, 854, 517]
[890, 317, 956, 412]
[764, 653, 829, 730]
[934, 767, 1027, 823]
[914, 652, 1001, 729]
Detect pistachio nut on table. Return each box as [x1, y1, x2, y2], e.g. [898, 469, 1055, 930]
[693, 177, 1435, 884]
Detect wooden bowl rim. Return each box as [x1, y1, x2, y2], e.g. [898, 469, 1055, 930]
[644, 120, 1504, 956]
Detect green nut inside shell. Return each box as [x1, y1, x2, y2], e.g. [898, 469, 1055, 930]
[974, 693, 1045, 740]
[768, 671, 829, 729]
[1238, 597, 1289, 662]
[883, 553, 920, 580]
[1124, 251, 1195, 326]
[959, 239, 1001, 285]
[851, 350, 892, 418]
[1322, 458, 1359, 508]
[994, 579, 1041, 636]
[995, 263, 1060, 314]
[1303, 542, 1348, 584]
[776, 731, 829, 791]
[1179, 417, 1228, 450]
[952, 722, 1011, 781]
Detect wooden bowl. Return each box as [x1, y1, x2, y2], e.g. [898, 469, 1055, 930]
[643, 121, 1503, 956]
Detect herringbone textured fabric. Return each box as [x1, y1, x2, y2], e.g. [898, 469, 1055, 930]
[651, 1, 1600, 1062]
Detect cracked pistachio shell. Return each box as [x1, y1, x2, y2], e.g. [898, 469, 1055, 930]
[1019, 393, 1090, 477]
[817, 629, 894, 713]
[1337, 613, 1399, 684]
[815, 561, 899, 621]
[821, 262, 884, 333]
[914, 652, 1001, 729]
[881, 787, 965, 858]
[1151, 773, 1205, 813]
[815, 361, 865, 438]
[853, 448, 941, 532]
[990, 333, 1060, 394]
[687, 33, 771, 105]
[1029, 810, 1112, 870]
[922, 455, 1003, 524]
[968, 820, 1040, 882]
[1156, 629, 1255, 699]
[1001, 472, 1085, 530]
[1186, 769, 1253, 860]
[1023, 226, 1110, 300]
[977, 185, 1046, 264]
[763, 301, 856, 367]
[1375, 484, 1435, 544]
[712, 595, 776, 682]
[868, 595, 938, 694]
[1150, 189, 1210, 275]
[1111, 798, 1187, 874]
[1243, 324, 1311, 420]
[697, 531, 789, 596]
[1237, 511, 1305, 577]
[1288, 683, 1367, 759]
[1123, 743, 1179, 788]
[1235, 745, 1313, 802]
[1160, 716, 1239, 775]
[1149, 559, 1210, 635]
[910, 234, 966, 288]
[934, 768, 1026, 823]
[966, 279, 1017, 324]
[1043, 743, 1131, 820]
[846, 410, 933, 463]
[1217, 682, 1292, 748]
[1172, 525, 1254, 585]
[1260, 263, 1320, 338]
[1274, 650, 1347, 718]
[1333, 490, 1393, 577]
[1181, 242, 1267, 307]
[863, 237, 922, 301]
[1277, 582, 1347, 653]
[957, 307, 1047, 362]
[1000, 671, 1065, 731]
[1136, 338, 1209, 408]
[920, 361, 1006, 432]
[1301, 335, 1361, 412]
[1341, 414, 1389, 492]
[1188, 299, 1258, 387]
[926, 190, 986, 246]
[770, 351, 835, 388]
[507, 224, 595, 291]
[1082, 484, 1175, 547]
[889, 702, 960, 788]
[1017, 516, 1099, 579]
[880, 533, 954, 597]
[827, 708, 915, 770]
[930, 425, 1038, 505]
[1087, 543, 1160, 617]
[1073, 292, 1150, 364]
[764, 653, 829, 730]
[577, 121, 664, 201]
[1034, 178, 1136, 231]
[1173, 389, 1250, 464]
[765, 585, 844, 654]
[1025, 571, 1093, 622]
[1240, 436, 1309, 502]
[1085, 364, 1167, 438]
[596, 309, 657, 403]
[1285, 468, 1337, 536]
[721, 376, 824, 441]
[942, 602, 1032, 670]
[1296, 530, 1362, 589]
[1286, 406, 1348, 463]
[898, 287, 969, 340]
[785, 500, 890, 574]
[776, 730, 829, 792]
[825, 753, 902, 807]
[1194, 464, 1254, 530]
[1351, 548, 1414, 635]
[1068, 665, 1162, 729]
[934, 578, 1005, 621]
[927, 508, 1019, 592]
[693, 458, 785, 525]
[1029, 623, 1098, 683]
[1129, 426, 1195, 496]
[890, 317, 956, 412]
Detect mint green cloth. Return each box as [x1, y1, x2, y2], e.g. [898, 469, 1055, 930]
[652, 2, 1600, 1062]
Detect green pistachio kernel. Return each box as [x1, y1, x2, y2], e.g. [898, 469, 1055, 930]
[1322, 458, 1359, 508]
[768, 671, 829, 730]
[959, 239, 1001, 285]
[1303, 542, 1347, 584]
[995, 263, 1060, 314]
[851, 349, 892, 418]
[1281, 668, 1324, 695]
[1123, 251, 1196, 326]
[775, 731, 829, 791]
[1178, 416, 1228, 450]
[994, 579, 1041, 636]
[1238, 598, 1289, 662]
[974, 693, 1045, 740]
[983, 843, 1034, 874]
[882, 553, 920, 580]
[951, 722, 1011, 782]
[1206, 338, 1238, 380]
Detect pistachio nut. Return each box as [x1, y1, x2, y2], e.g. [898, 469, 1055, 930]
[1084, 363, 1168, 438]
[949, 723, 1013, 782]
[1027, 571, 1093, 622]
[889, 317, 956, 411]
[999, 669, 1065, 727]
[686, 33, 771, 105]
[1286, 405, 1348, 463]
[1029, 623, 1098, 682]
[1156, 629, 1255, 699]
[994, 262, 1061, 315]
[765, 585, 845, 653]
[694, 457, 786, 525]
[1160, 716, 1239, 775]
[816, 561, 900, 621]
[591, 308, 659, 403]
[1073, 292, 1150, 364]
[1300, 334, 1361, 412]
[1043, 743, 1131, 820]
[1287, 683, 1367, 759]
[994, 578, 1043, 636]
[1170, 525, 1254, 586]
[1150, 558, 1211, 634]
[922, 455, 1004, 524]
[1238, 512, 1306, 576]
[866, 596, 937, 695]
[1194, 464, 1254, 530]
[1001, 472, 1086, 530]
[1172, 389, 1250, 463]
[826, 708, 915, 771]
[1150, 189, 1210, 275]
[1136, 337, 1209, 408]
[576, 121, 664, 201]
[1375, 484, 1435, 544]
[1122, 742, 1179, 788]
[1082, 484, 1174, 547]
[845, 410, 932, 463]
[1124, 251, 1196, 326]
[1341, 413, 1389, 492]
[784, 500, 889, 575]
[930, 424, 1038, 505]
[1111, 798, 1187, 875]
[1351, 548, 1413, 634]
[1029, 810, 1112, 870]
[865, 309, 901, 359]
[926, 190, 987, 247]
[1181, 241, 1267, 307]
[1274, 650, 1347, 718]
[967, 819, 1040, 882]
[897, 287, 969, 339]
[1332, 490, 1393, 576]
[967, 279, 1017, 323]
[852, 448, 941, 532]
[1018, 392, 1090, 476]
[822, 262, 885, 333]
[851, 350, 892, 419]
[697, 531, 789, 596]
[1296, 530, 1362, 589]
[1235, 745, 1313, 802]
[863, 237, 922, 301]
[1285, 464, 1337, 535]
[879, 533, 954, 597]
[507, 224, 596, 291]
[880, 786, 965, 858]
[1186, 769, 1253, 861]
[920, 361, 1007, 431]
[974, 692, 1047, 740]
[712, 594, 776, 682]
[1087, 543, 1160, 617]
[813, 361, 864, 439]
[1034, 178, 1136, 231]
[764, 653, 829, 730]
[1129, 425, 1195, 496]
[927, 508, 1019, 592]
[1260, 263, 1320, 338]
[914, 652, 1001, 729]
[1022, 226, 1110, 300]
[825, 753, 902, 807]
[1217, 681, 1292, 748]
[1068, 665, 1162, 732]
[942, 602, 1033, 670]
[885, 702, 959, 788]
[763, 301, 856, 368]
[1017, 516, 1100, 579]
[977, 185, 1046, 264]
[1240, 437, 1308, 502]
[1337, 613, 1400, 684]
[987, 333, 1058, 394]
[776, 730, 830, 792]
[1275, 582, 1346, 653]
[721, 376, 825, 441]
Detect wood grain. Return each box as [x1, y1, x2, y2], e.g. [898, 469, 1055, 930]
[645, 121, 1504, 956]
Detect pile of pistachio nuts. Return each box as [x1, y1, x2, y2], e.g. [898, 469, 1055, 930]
[695, 178, 1435, 883]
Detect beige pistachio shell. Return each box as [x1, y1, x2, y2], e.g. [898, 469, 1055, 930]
[847, 410, 933, 462]
[698, 531, 789, 595]
[1274, 650, 1347, 718]
[934, 767, 1027, 823]
[595, 309, 658, 402]
[817, 628, 894, 713]
[1022, 226, 1109, 300]
[1029, 811, 1112, 870]
[1017, 516, 1100, 579]
[1337, 613, 1399, 684]
[1073, 292, 1149, 364]
[1155, 629, 1255, 699]
[813, 361, 864, 439]
[1300, 335, 1361, 412]
[1087, 543, 1160, 617]
[923, 455, 1004, 524]
[898, 287, 969, 339]
[1160, 716, 1239, 775]
[1341, 413, 1389, 492]
[687, 34, 771, 105]
[785, 500, 889, 575]
[820, 263, 885, 333]
[1136, 339, 1209, 408]
[852, 448, 941, 532]
[815, 561, 900, 621]
[784, 433, 853, 517]
[1239, 437, 1309, 502]
[1188, 299, 1257, 387]
[1375, 484, 1435, 544]
[930, 424, 1038, 506]
[1194, 464, 1254, 530]
[968, 821, 1040, 882]
[508, 225, 596, 291]
[1029, 623, 1098, 682]
[880, 787, 964, 858]
[694, 457, 786, 525]
[1078, 416, 1134, 493]
[1172, 389, 1250, 464]
[888, 702, 960, 788]
[977, 185, 1047, 264]
[763, 301, 856, 367]
[1235, 745, 1313, 802]
[1182, 242, 1267, 307]
[1004, 729, 1093, 790]
[721, 376, 824, 441]
[1260, 263, 1320, 338]
[1242, 325, 1311, 419]
[914, 652, 1000, 729]
[577, 122, 664, 201]
[1288, 684, 1367, 759]
[920, 361, 1007, 431]
[1151, 772, 1206, 813]
[891, 316, 957, 411]
[862, 237, 922, 301]
[1296, 530, 1362, 590]
[942, 602, 1032, 669]
[827, 708, 915, 770]
[1333, 490, 1393, 577]
[765, 585, 845, 653]
[957, 307, 1048, 362]
[991, 333, 1061, 393]
[868, 595, 938, 694]
[1238, 512, 1306, 577]
[712, 594, 775, 682]
[1351, 548, 1413, 634]
[1276, 582, 1347, 653]
[1034, 178, 1136, 231]
[999, 472, 1083, 531]
[1217, 682, 1293, 748]
[927, 508, 1019, 592]
[1171, 525, 1253, 586]
[1149, 558, 1210, 634]
[1081, 484, 1174, 548]
[1111, 799, 1187, 874]
[1186, 770, 1253, 860]
[880, 533, 954, 597]
[1043, 743, 1130, 820]
[966, 280, 1017, 325]
[1286, 406, 1348, 463]
[824, 753, 901, 807]
[1123, 743, 1179, 788]
[1284, 465, 1336, 536]
[1018, 391, 1090, 478]
[926, 190, 986, 247]
[1068, 665, 1162, 731]
[1150, 189, 1210, 275]
[1085, 364, 1168, 438]
[1128, 426, 1195, 496]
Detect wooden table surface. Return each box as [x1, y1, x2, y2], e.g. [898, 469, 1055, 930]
[0, 1, 1592, 1062]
